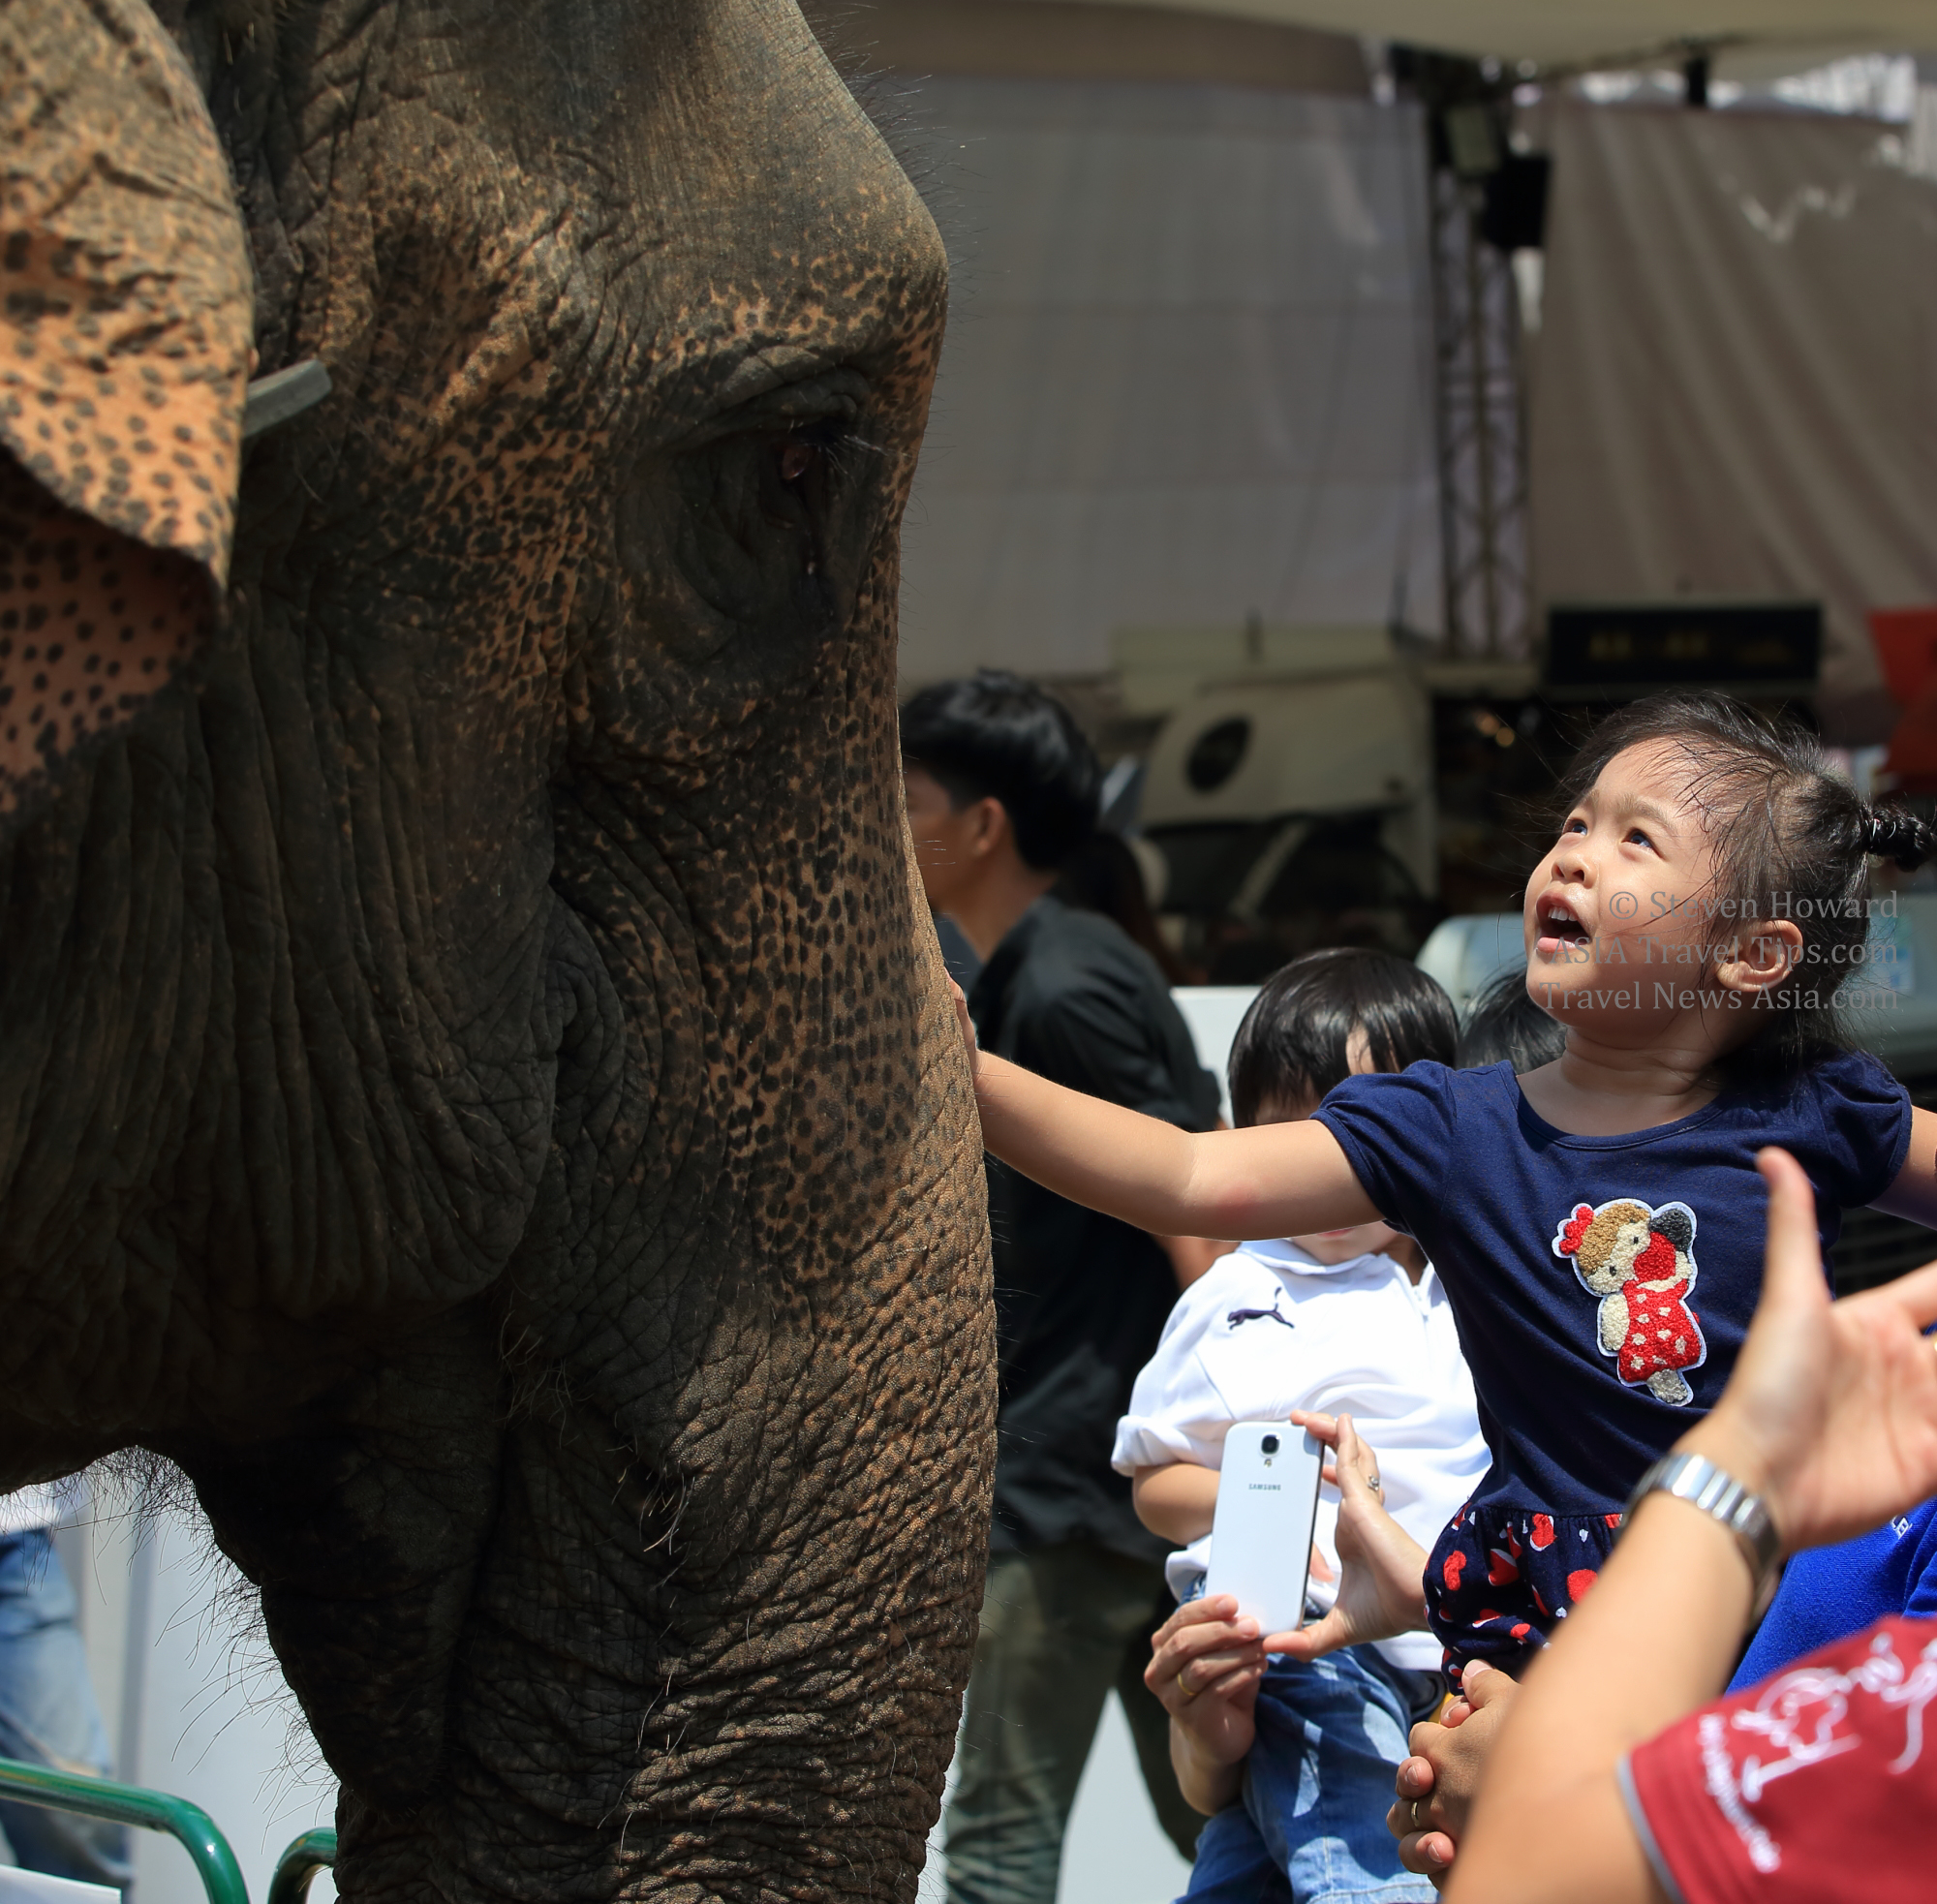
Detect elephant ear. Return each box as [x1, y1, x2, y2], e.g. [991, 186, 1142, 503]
[0, 0, 251, 824]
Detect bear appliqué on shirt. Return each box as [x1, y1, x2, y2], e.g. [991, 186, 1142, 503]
[1553, 1197, 1706, 1405]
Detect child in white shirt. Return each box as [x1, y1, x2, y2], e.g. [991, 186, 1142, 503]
[1113, 950, 1489, 1904]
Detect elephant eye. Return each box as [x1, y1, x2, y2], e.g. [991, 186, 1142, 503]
[618, 368, 875, 670]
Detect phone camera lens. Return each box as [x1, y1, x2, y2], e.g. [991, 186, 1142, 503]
[1260, 1433, 1280, 1455]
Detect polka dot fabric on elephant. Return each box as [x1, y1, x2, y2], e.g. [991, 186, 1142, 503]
[1424, 1500, 1625, 1677]
[0, 0, 251, 823]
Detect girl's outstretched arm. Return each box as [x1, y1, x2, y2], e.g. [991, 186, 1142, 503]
[1873, 1103, 1937, 1227]
[970, 1044, 1378, 1241]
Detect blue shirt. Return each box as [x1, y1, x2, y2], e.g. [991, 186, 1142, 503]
[1731, 1499, 1937, 1691]
[1314, 1051, 1911, 1516]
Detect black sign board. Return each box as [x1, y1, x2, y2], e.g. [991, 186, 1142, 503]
[1544, 601, 1822, 699]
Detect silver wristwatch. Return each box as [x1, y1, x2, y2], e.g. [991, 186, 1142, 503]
[1621, 1452, 1783, 1620]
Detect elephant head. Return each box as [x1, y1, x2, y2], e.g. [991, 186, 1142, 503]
[0, 0, 993, 1895]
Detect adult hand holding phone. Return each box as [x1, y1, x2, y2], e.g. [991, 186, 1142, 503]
[1145, 1593, 1270, 1817]
[1270, 1409, 1431, 1662]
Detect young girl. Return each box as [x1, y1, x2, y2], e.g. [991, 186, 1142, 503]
[959, 692, 1937, 1675]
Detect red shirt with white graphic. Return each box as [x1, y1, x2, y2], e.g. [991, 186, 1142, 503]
[1621, 1615, 1937, 1904]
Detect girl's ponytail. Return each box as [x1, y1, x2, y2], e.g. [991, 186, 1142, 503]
[1860, 805, 1937, 874]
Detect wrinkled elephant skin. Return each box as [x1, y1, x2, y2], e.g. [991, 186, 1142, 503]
[0, 0, 993, 1895]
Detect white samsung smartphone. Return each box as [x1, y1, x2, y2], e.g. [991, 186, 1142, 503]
[1205, 1422, 1325, 1637]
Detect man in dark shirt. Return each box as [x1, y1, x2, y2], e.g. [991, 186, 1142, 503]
[903, 672, 1222, 1904]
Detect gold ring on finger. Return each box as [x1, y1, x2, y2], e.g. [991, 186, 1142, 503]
[1410, 1797, 1425, 1831]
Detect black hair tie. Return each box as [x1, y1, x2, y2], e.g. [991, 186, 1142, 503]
[1860, 804, 1935, 873]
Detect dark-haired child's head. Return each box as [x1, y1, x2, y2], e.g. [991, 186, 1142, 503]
[901, 671, 1099, 874]
[1229, 947, 1460, 1127]
[1230, 949, 1456, 1264]
[1528, 691, 1937, 1080]
[1459, 967, 1568, 1073]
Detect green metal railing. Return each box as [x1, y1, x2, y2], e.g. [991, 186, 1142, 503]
[0, 1756, 335, 1904]
[266, 1827, 338, 1904]
[0, 1757, 246, 1904]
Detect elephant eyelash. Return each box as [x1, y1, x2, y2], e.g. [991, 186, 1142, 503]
[777, 421, 880, 487]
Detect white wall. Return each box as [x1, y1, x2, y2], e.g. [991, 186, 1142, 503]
[58, 1502, 335, 1904]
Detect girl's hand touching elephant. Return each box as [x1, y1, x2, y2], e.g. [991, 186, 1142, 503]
[946, 976, 979, 1081]
[1146, 1592, 1267, 1816]
[1271, 1411, 1430, 1662]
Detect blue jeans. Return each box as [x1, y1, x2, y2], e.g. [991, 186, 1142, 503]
[1182, 1646, 1440, 1904]
[0, 1531, 132, 1887]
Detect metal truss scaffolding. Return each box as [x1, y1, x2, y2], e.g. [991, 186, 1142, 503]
[1430, 162, 1531, 660]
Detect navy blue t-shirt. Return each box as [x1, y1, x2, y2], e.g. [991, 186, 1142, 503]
[1313, 1051, 1912, 1516]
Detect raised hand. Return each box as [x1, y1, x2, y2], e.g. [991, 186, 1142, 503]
[1682, 1146, 1937, 1551]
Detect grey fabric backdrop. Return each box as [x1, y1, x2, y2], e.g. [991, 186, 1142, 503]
[895, 79, 1442, 683]
[1529, 100, 1937, 731]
